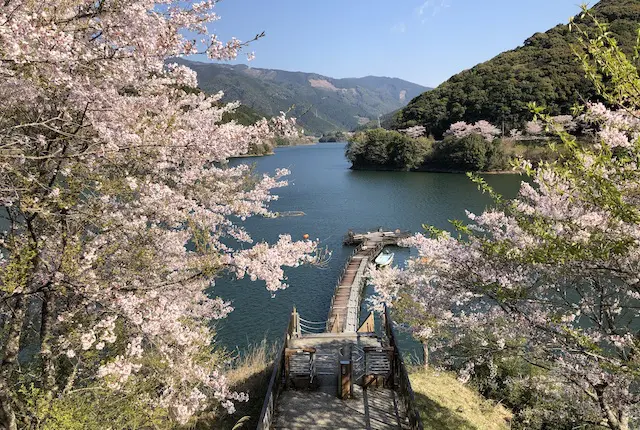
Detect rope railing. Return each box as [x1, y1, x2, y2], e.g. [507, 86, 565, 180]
[299, 318, 327, 326]
[299, 323, 326, 332]
[299, 321, 326, 328]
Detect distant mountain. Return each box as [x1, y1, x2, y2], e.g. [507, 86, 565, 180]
[172, 58, 430, 135]
[392, 0, 640, 138]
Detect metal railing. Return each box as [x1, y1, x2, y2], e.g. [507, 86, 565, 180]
[345, 257, 369, 331]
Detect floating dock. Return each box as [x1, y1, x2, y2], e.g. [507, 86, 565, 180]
[257, 230, 423, 430]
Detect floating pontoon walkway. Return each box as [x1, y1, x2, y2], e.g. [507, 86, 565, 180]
[257, 230, 422, 430]
[327, 231, 411, 333]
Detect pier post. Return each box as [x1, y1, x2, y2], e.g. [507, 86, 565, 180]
[289, 306, 301, 339]
[338, 344, 353, 399]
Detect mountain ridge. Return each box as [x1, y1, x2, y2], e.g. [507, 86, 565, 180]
[172, 58, 430, 135]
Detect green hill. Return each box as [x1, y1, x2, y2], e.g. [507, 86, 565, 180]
[172, 58, 430, 135]
[220, 104, 266, 126]
[393, 0, 640, 138]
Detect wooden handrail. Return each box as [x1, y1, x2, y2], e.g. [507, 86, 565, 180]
[384, 305, 424, 430]
[256, 332, 287, 430]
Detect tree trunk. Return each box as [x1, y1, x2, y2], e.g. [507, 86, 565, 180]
[619, 413, 630, 430]
[40, 290, 56, 395]
[422, 341, 429, 369]
[596, 385, 628, 430]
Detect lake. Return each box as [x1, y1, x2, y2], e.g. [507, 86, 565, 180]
[213, 143, 523, 355]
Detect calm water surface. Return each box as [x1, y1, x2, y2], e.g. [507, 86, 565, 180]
[214, 143, 522, 353]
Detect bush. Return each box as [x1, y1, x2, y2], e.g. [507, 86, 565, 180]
[431, 133, 508, 171]
[346, 128, 433, 170]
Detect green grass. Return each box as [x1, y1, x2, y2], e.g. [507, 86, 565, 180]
[410, 368, 512, 430]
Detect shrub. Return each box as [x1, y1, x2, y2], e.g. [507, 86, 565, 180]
[431, 133, 507, 171]
[346, 128, 433, 170]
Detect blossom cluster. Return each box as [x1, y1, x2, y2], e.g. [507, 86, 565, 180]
[524, 115, 578, 137]
[0, 0, 313, 425]
[400, 125, 427, 138]
[444, 120, 501, 141]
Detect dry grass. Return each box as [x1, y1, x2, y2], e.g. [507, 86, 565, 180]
[409, 367, 512, 430]
[196, 340, 279, 430]
[225, 339, 279, 387]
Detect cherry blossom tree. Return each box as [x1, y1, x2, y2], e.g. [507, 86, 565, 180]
[371, 8, 639, 430]
[369, 259, 451, 369]
[0, 0, 318, 427]
[525, 120, 544, 136]
[551, 114, 578, 133]
[401, 125, 427, 139]
[525, 115, 577, 136]
[445, 120, 501, 142]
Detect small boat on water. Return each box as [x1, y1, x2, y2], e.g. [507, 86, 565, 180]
[374, 251, 394, 267]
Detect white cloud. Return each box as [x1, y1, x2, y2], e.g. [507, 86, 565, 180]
[391, 22, 407, 33]
[416, 0, 451, 22]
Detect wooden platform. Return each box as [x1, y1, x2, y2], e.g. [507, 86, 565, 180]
[257, 231, 423, 430]
[273, 386, 410, 429]
[274, 334, 409, 429]
[327, 231, 410, 333]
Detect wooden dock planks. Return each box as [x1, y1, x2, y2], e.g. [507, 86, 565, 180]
[327, 231, 408, 333]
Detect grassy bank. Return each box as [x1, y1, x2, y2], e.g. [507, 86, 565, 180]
[198, 341, 277, 429]
[410, 368, 512, 430]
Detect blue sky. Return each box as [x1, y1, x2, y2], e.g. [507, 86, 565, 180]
[195, 0, 588, 87]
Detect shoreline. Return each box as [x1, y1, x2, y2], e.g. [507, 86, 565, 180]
[349, 165, 522, 175]
[230, 152, 275, 159]
[230, 140, 320, 159]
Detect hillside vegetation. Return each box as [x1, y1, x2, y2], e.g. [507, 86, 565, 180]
[392, 0, 640, 138]
[410, 368, 512, 430]
[173, 58, 429, 135]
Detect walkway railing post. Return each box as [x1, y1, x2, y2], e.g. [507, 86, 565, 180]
[289, 306, 301, 339]
[338, 344, 353, 399]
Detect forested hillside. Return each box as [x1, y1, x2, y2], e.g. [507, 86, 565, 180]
[172, 58, 429, 135]
[393, 0, 640, 137]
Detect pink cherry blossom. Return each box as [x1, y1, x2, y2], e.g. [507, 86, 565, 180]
[372, 104, 640, 428]
[445, 120, 501, 141]
[0, 0, 317, 426]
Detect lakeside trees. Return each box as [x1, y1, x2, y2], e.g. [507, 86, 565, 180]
[371, 7, 640, 430]
[345, 126, 509, 172]
[345, 129, 433, 171]
[0, 1, 319, 427]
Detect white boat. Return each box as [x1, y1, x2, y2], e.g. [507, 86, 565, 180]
[374, 251, 394, 267]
